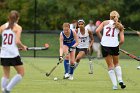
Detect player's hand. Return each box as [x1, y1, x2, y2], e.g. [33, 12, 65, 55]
[137, 31, 140, 36]
[68, 46, 76, 52]
[21, 45, 27, 51]
[59, 56, 63, 62]
[87, 47, 90, 53]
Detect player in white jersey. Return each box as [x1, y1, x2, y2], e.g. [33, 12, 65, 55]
[96, 10, 126, 90]
[0, 10, 27, 93]
[74, 19, 94, 71]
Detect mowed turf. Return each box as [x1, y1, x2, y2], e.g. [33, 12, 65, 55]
[0, 58, 140, 93]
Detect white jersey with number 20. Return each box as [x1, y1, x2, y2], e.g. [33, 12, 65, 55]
[0, 23, 19, 58]
[101, 20, 120, 47]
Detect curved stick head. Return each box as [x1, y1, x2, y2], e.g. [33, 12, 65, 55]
[44, 43, 49, 48]
[46, 73, 50, 77]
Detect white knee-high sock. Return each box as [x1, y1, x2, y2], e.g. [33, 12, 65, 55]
[108, 70, 117, 86]
[74, 62, 79, 69]
[1, 77, 9, 91]
[6, 74, 22, 91]
[115, 66, 123, 82]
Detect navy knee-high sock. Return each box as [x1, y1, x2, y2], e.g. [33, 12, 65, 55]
[64, 60, 69, 74]
[69, 64, 75, 75]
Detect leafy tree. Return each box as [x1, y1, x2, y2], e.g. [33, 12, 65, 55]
[0, 0, 140, 30]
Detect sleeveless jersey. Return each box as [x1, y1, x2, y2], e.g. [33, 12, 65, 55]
[101, 20, 120, 47]
[0, 23, 20, 58]
[77, 28, 90, 48]
[62, 29, 76, 47]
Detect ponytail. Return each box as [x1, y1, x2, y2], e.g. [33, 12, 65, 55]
[110, 11, 124, 31]
[6, 10, 19, 29]
[114, 21, 124, 31]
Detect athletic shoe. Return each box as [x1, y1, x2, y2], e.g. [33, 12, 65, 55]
[112, 85, 118, 90]
[68, 75, 73, 80]
[3, 89, 10, 93]
[137, 66, 140, 69]
[63, 73, 70, 79]
[119, 82, 126, 89]
[2, 90, 5, 93]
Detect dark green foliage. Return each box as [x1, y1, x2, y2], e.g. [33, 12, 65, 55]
[0, 0, 140, 30]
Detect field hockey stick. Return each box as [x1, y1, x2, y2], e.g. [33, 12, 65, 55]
[46, 47, 76, 77]
[128, 27, 140, 36]
[119, 49, 140, 61]
[87, 49, 93, 74]
[0, 43, 49, 51]
[20, 43, 49, 50]
[128, 27, 138, 32]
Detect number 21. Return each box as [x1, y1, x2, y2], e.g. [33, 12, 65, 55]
[106, 27, 115, 37]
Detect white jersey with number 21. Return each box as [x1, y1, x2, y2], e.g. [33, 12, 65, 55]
[101, 20, 120, 47]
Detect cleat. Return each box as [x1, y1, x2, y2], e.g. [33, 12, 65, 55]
[113, 85, 118, 90]
[63, 73, 70, 79]
[2, 89, 10, 93]
[119, 82, 126, 89]
[68, 75, 73, 80]
[137, 66, 140, 70]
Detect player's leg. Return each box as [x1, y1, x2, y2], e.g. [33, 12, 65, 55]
[68, 50, 76, 80]
[89, 44, 93, 56]
[96, 43, 102, 58]
[1, 66, 10, 93]
[63, 45, 70, 79]
[75, 51, 86, 69]
[113, 56, 126, 89]
[93, 43, 101, 58]
[5, 56, 24, 92]
[5, 65, 24, 92]
[105, 55, 118, 90]
[87, 46, 93, 74]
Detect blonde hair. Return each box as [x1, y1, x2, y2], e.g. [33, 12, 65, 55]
[110, 11, 124, 31]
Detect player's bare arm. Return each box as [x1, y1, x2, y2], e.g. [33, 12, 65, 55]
[119, 30, 124, 46]
[15, 25, 27, 50]
[96, 22, 104, 40]
[0, 26, 2, 34]
[59, 33, 64, 56]
[88, 30, 94, 48]
[72, 30, 79, 47]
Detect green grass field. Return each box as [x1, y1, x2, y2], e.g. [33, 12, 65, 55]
[0, 58, 140, 93]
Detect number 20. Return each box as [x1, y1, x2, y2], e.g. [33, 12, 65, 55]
[3, 34, 13, 45]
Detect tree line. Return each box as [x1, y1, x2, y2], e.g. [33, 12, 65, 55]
[0, 0, 140, 30]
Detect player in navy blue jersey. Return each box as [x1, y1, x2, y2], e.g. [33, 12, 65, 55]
[59, 23, 79, 80]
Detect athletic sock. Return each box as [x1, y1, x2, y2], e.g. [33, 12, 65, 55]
[108, 70, 117, 86]
[115, 66, 123, 82]
[74, 62, 79, 69]
[69, 64, 75, 75]
[6, 74, 22, 91]
[89, 61, 93, 73]
[64, 60, 69, 74]
[1, 77, 9, 91]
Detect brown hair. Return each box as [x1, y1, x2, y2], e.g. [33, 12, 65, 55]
[110, 11, 124, 31]
[63, 23, 70, 28]
[6, 10, 19, 29]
